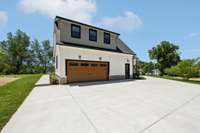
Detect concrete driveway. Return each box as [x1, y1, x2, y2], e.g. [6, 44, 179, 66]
[2, 76, 200, 133]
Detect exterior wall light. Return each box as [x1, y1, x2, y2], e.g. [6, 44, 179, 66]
[78, 55, 81, 60]
[99, 57, 102, 61]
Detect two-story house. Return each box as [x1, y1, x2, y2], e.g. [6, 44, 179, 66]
[53, 16, 138, 83]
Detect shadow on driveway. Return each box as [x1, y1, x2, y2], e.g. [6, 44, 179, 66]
[69, 77, 146, 87]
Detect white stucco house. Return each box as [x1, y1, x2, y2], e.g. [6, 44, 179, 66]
[53, 16, 138, 83]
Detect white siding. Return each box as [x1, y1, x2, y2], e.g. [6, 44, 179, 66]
[59, 20, 118, 50]
[55, 46, 61, 76]
[56, 45, 133, 79]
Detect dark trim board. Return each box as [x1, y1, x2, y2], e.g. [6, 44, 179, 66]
[55, 16, 120, 36]
[57, 42, 134, 55]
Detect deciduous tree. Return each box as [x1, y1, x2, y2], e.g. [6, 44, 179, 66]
[149, 41, 180, 75]
[0, 30, 30, 73]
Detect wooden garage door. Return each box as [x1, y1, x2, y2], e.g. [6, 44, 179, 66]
[67, 60, 109, 83]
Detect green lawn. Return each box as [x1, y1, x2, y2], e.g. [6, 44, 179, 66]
[0, 74, 41, 131]
[150, 75, 200, 85]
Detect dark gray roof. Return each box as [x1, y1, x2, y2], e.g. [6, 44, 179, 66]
[55, 16, 136, 56]
[57, 41, 135, 55]
[55, 16, 120, 35]
[116, 38, 135, 55]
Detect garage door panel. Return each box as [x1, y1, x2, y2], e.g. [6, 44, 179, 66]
[67, 60, 108, 83]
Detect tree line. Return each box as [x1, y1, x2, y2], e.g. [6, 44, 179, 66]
[0, 30, 53, 74]
[165, 58, 200, 79]
[140, 41, 200, 79]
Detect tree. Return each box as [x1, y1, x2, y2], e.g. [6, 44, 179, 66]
[29, 39, 53, 74]
[165, 66, 179, 76]
[165, 59, 200, 79]
[0, 30, 30, 73]
[194, 57, 200, 77]
[0, 30, 54, 74]
[0, 48, 8, 73]
[139, 61, 156, 75]
[41, 40, 53, 73]
[29, 39, 43, 73]
[149, 41, 180, 75]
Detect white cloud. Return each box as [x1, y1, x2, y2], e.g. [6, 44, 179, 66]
[19, 0, 96, 23]
[184, 32, 199, 39]
[18, 0, 143, 32]
[98, 11, 142, 32]
[0, 11, 8, 26]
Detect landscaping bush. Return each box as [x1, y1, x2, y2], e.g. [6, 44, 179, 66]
[165, 59, 200, 80]
[165, 66, 179, 76]
[49, 73, 58, 84]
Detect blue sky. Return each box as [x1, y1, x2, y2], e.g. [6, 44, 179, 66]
[0, 0, 199, 61]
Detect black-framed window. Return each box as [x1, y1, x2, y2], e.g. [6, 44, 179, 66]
[91, 64, 98, 67]
[81, 63, 89, 66]
[100, 64, 107, 67]
[104, 32, 110, 44]
[71, 24, 81, 38]
[56, 56, 58, 69]
[69, 63, 79, 66]
[89, 29, 97, 42]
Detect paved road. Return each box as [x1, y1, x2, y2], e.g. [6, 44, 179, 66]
[2, 76, 200, 133]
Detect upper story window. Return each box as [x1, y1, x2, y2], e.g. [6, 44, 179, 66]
[55, 56, 58, 69]
[104, 32, 110, 44]
[71, 24, 81, 38]
[89, 29, 97, 42]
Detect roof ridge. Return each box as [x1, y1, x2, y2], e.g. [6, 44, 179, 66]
[55, 16, 120, 36]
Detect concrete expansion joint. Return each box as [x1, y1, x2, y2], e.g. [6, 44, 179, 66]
[66, 87, 100, 133]
[138, 92, 200, 133]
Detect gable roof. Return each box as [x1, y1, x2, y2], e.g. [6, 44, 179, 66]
[55, 16, 120, 36]
[117, 38, 135, 55]
[55, 16, 136, 56]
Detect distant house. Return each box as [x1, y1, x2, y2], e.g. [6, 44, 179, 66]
[152, 69, 160, 76]
[53, 16, 138, 83]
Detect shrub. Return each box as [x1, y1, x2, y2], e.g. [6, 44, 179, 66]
[165, 60, 200, 80]
[165, 66, 179, 76]
[178, 60, 199, 79]
[49, 73, 58, 84]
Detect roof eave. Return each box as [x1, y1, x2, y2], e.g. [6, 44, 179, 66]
[55, 16, 120, 36]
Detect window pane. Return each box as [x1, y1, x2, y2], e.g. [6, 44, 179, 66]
[89, 29, 97, 42]
[100, 64, 107, 67]
[69, 63, 79, 66]
[91, 64, 98, 67]
[72, 26, 80, 32]
[56, 56, 58, 69]
[104, 33, 110, 44]
[81, 63, 89, 66]
[71, 24, 81, 38]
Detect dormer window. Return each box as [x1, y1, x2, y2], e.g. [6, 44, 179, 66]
[89, 29, 97, 42]
[71, 24, 81, 38]
[104, 32, 110, 44]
